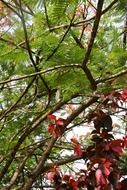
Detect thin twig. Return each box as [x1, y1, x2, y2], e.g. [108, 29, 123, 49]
[0, 64, 81, 85]
[46, 5, 77, 61]
[18, 96, 98, 189]
[0, 76, 36, 124]
[0, 93, 79, 181]
[96, 68, 127, 84]
[0, 0, 21, 18]
[19, 0, 51, 94]
[43, 0, 50, 29]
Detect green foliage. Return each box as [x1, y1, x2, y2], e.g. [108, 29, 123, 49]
[0, 0, 127, 189]
[120, 151, 127, 172]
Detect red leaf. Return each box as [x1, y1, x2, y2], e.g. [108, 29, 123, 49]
[47, 172, 55, 180]
[63, 174, 71, 182]
[56, 118, 65, 126]
[105, 140, 123, 156]
[54, 126, 63, 137]
[48, 114, 56, 120]
[95, 169, 108, 186]
[100, 175, 108, 186]
[111, 91, 121, 99]
[95, 169, 102, 185]
[103, 162, 111, 176]
[105, 144, 110, 151]
[111, 146, 123, 156]
[77, 175, 86, 187]
[74, 144, 82, 156]
[123, 136, 127, 149]
[121, 88, 127, 101]
[69, 178, 78, 189]
[48, 124, 55, 135]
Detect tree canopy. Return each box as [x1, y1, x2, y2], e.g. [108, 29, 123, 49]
[0, 0, 127, 189]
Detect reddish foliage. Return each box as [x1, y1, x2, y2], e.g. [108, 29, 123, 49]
[48, 114, 56, 120]
[48, 124, 55, 134]
[120, 88, 127, 101]
[71, 137, 82, 156]
[105, 139, 123, 157]
[123, 135, 127, 149]
[62, 174, 71, 182]
[101, 160, 111, 176]
[47, 171, 56, 180]
[119, 178, 127, 190]
[74, 144, 82, 156]
[69, 178, 78, 189]
[95, 169, 109, 186]
[47, 110, 127, 190]
[47, 114, 65, 138]
[47, 166, 60, 181]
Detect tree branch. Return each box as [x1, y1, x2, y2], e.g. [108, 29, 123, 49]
[46, 9, 76, 61]
[0, 93, 79, 181]
[43, 0, 50, 29]
[0, 76, 36, 124]
[81, 0, 104, 91]
[19, 96, 98, 189]
[82, 0, 104, 67]
[96, 68, 127, 84]
[43, 155, 82, 173]
[0, 64, 81, 85]
[48, 0, 118, 31]
[0, 0, 21, 18]
[74, 0, 118, 27]
[19, 0, 50, 94]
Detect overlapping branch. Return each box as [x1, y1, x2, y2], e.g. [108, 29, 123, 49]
[19, 96, 99, 189]
[0, 93, 79, 181]
[0, 0, 124, 189]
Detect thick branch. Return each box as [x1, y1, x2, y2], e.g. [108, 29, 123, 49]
[43, 155, 82, 173]
[81, 0, 104, 91]
[123, 13, 127, 49]
[82, 65, 97, 91]
[82, 0, 104, 67]
[2, 156, 28, 190]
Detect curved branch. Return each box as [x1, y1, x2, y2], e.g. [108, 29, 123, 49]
[0, 64, 81, 85]
[43, 155, 82, 173]
[96, 69, 127, 84]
